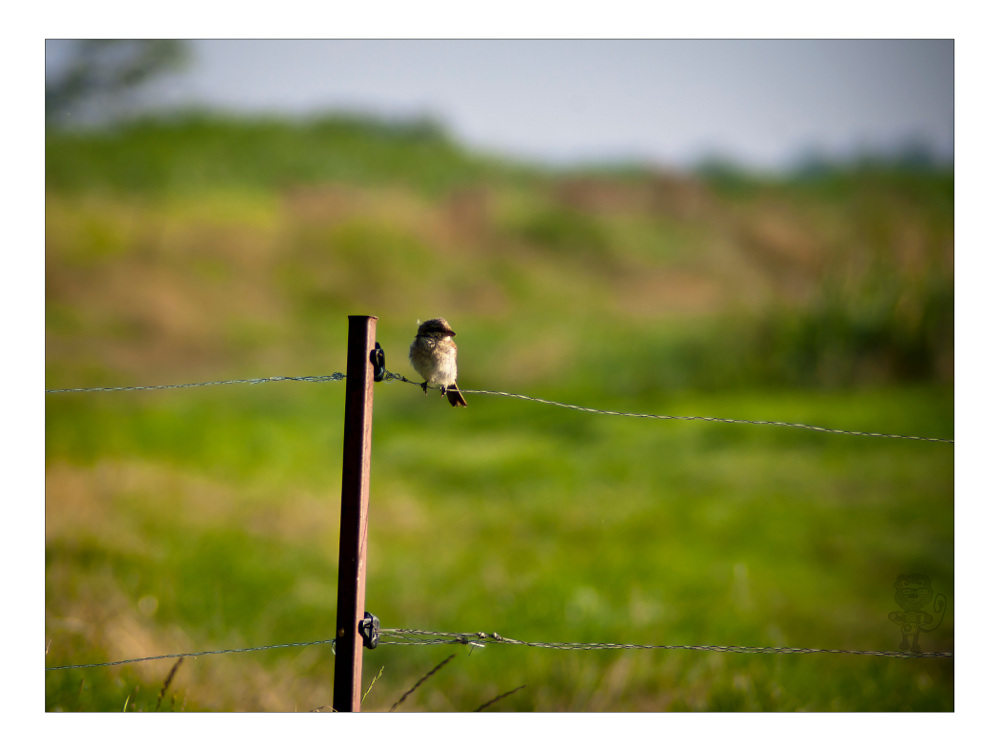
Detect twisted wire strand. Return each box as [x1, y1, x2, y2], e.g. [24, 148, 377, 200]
[385, 372, 952, 443]
[385, 372, 951, 443]
[45, 629, 952, 670]
[467, 390, 943, 441]
[44, 369, 953, 443]
[379, 629, 953, 659]
[44, 639, 335, 671]
[45, 374, 346, 393]
[464, 387, 952, 443]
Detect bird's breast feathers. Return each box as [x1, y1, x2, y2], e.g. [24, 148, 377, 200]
[410, 337, 458, 386]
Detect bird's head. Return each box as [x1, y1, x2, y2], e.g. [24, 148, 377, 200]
[416, 318, 456, 338]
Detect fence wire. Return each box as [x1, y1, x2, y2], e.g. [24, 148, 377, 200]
[45, 627, 953, 671]
[44, 373, 345, 393]
[378, 628, 953, 658]
[45, 369, 954, 443]
[459, 388, 953, 443]
[44, 639, 337, 671]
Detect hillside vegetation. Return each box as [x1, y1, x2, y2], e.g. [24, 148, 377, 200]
[46, 114, 953, 711]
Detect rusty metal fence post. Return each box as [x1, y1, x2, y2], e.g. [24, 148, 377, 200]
[333, 315, 378, 712]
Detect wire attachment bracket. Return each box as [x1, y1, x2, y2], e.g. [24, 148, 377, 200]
[370, 343, 386, 382]
[360, 612, 380, 649]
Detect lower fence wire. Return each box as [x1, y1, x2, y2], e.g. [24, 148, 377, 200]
[44, 639, 337, 671]
[45, 629, 953, 671]
[378, 629, 953, 658]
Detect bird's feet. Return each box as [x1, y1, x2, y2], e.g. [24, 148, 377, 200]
[420, 381, 429, 395]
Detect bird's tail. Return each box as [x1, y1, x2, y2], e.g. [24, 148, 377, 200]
[446, 383, 468, 407]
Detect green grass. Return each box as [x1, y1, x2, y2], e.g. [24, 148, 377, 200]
[45, 381, 953, 711]
[45, 114, 953, 711]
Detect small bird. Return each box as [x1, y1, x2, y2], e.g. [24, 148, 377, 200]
[409, 317, 468, 407]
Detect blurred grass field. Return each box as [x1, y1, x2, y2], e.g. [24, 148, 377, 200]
[45, 113, 953, 711]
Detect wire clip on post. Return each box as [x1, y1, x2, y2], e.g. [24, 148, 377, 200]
[370, 342, 386, 382]
[360, 612, 380, 649]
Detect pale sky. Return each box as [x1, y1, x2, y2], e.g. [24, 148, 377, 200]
[45, 39, 953, 172]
